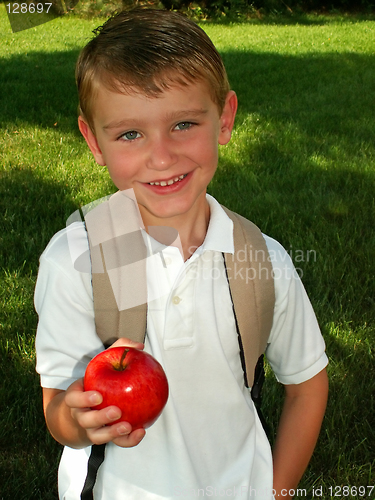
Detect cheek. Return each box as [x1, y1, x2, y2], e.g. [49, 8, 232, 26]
[190, 132, 219, 166]
[104, 151, 138, 187]
[202, 146, 219, 178]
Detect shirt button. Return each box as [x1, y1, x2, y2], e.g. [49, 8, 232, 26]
[164, 257, 172, 266]
[172, 296, 182, 305]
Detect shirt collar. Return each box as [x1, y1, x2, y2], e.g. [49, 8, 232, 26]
[201, 194, 234, 254]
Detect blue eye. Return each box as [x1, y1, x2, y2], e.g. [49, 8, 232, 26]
[175, 122, 193, 131]
[121, 131, 140, 141]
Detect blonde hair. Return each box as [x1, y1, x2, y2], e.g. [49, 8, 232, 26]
[76, 8, 230, 130]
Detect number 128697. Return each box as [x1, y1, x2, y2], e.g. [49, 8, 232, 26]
[329, 485, 374, 497]
[6, 3, 53, 14]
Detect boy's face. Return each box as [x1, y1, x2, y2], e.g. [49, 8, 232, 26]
[79, 80, 237, 225]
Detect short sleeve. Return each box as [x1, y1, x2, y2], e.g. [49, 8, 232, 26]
[264, 236, 328, 385]
[34, 223, 103, 390]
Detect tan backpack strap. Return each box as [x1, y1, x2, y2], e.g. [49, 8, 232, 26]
[222, 207, 275, 387]
[85, 191, 148, 347]
[88, 239, 147, 347]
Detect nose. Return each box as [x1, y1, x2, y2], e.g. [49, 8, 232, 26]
[146, 135, 177, 171]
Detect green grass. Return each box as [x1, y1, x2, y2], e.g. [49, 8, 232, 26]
[0, 8, 374, 499]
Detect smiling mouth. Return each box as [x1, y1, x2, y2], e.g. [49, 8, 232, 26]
[148, 174, 188, 187]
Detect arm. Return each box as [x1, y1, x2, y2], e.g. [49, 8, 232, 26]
[42, 338, 146, 450]
[272, 368, 328, 500]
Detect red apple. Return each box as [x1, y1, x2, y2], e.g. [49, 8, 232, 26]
[84, 346, 169, 430]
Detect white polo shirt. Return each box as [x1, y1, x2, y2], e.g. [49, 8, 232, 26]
[35, 194, 328, 500]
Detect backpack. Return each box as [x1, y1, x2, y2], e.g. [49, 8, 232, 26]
[80, 190, 275, 499]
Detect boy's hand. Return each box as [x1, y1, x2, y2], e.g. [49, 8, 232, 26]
[108, 337, 144, 351]
[64, 378, 146, 448]
[42, 337, 146, 449]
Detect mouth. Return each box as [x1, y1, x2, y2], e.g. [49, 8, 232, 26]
[148, 174, 188, 187]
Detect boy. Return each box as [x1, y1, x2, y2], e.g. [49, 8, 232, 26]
[35, 8, 328, 500]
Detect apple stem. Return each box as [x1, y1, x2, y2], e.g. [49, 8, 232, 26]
[119, 348, 129, 371]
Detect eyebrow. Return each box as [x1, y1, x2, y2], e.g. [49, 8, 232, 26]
[165, 108, 209, 121]
[103, 108, 209, 131]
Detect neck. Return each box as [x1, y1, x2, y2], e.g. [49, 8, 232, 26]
[139, 198, 210, 262]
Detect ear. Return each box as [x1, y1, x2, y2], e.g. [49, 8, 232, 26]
[218, 91, 238, 145]
[78, 116, 106, 166]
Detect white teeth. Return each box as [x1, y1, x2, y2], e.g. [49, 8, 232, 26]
[149, 174, 187, 186]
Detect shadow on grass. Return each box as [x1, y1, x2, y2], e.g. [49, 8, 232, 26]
[0, 169, 79, 274]
[0, 170, 74, 498]
[307, 329, 374, 493]
[260, 327, 374, 494]
[322, 330, 375, 468]
[0, 342, 62, 499]
[0, 50, 81, 134]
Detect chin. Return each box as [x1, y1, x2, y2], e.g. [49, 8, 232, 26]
[141, 200, 194, 222]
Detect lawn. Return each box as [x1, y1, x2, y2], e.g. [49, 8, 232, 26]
[0, 7, 374, 499]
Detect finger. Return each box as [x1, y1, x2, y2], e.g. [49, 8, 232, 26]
[112, 428, 146, 448]
[74, 406, 124, 431]
[86, 420, 134, 446]
[109, 338, 144, 350]
[65, 380, 103, 410]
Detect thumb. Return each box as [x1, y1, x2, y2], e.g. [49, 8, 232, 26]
[108, 338, 145, 350]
